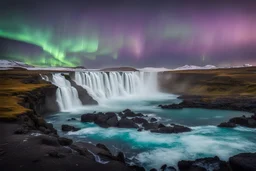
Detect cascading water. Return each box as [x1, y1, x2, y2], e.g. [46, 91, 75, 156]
[51, 73, 82, 111]
[74, 71, 159, 102]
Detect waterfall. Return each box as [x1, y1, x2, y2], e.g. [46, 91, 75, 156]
[51, 73, 82, 111]
[74, 71, 158, 102]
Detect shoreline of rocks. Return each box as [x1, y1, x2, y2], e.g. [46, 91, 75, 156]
[80, 109, 192, 134]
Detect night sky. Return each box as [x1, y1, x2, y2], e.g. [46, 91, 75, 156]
[0, 0, 256, 68]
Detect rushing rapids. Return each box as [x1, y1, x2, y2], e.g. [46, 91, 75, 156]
[74, 71, 158, 102]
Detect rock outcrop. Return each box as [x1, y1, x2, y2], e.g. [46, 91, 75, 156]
[229, 153, 256, 171]
[81, 109, 191, 134]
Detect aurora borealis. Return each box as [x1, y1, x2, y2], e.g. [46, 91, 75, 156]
[0, 0, 256, 67]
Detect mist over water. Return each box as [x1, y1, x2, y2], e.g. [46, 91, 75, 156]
[45, 71, 256, 170]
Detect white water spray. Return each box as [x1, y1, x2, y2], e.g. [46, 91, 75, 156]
[51, 73, 82, 111]
[74, 71, 158, 102]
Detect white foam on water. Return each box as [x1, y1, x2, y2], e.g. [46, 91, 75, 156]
[51, 73, 82, 111]
[68, 125, 256, 169]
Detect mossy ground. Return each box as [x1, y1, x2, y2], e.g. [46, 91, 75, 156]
[0, 70, 52, 120]
[164, 67, 256, 97]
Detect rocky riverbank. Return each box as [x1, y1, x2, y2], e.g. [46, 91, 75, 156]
[0, 70, 142, 171]
[1, 69, 256, 171]
[159, 95, 256, 113]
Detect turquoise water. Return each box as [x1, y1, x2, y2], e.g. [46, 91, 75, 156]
[46, 94, 256, 170]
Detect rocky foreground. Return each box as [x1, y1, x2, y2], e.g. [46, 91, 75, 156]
[1, 69, 256, 171]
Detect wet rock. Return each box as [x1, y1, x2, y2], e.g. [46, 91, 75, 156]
[229, 116, 256, 128]
[142, 122, 159, 130]
[41, 135, 60, 146]
[116, 152, 125, 163]
[151, 124, 191, 134]
[158, 123, 166, 128]
[58, 137, 73, 146]
[123, 109, 144, 117]
[61, 124, 80, 132]
[132, 117, 148, 124]
[94, 114, 109, 127]
[106, 115, 118, 127]
[178, 156, 229, 171]
[229, 152, 256, 171]
[96, 143, 111, 154]
[81, 114, 97, 122]
[218, 122, 236, 128]
[118, 118, 139, 128]
[160, 164, 167, 170]
[105, 112, 116, 118]
[150, 118, 157, 122]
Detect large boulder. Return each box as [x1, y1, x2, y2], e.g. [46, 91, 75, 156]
[151, 124, 191, 134]
[229, 153, 256, 171]
[178, 156, 229, 171]
[94, 114, 109, 128]
[123, 109, 143, 117]
[81, 113, 97, 122]
[61, 124, 80, 132]
[105, 112, 117, 118]
[132, 117, 148, 124]
[229, 116, 256, 128]
[106, 115, 119, 127]
[218, 122, 236, 128]
[142, 122, 159, 130]
[118, 118, 139, 128]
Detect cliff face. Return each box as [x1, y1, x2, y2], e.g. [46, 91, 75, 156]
[158, 67, 256, 97]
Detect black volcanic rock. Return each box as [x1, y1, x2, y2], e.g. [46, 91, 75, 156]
[229, 153, 256, 171]
[118, 118, 139, 128]
[116, 152, 125, 163]
[229, 117, 256, 128]
[178, 156, 229, 171]
[151, 124, 191, 134]
[160, 164, 167, 170]
[106, 115, 119, 127]
[132, 117, 148, 124]
[61, 124, 80, 132]
[58, 137, 73, 146]
[142, 122, 159, 130]
[94, 114, 109, 128]
[81, 113, 97, 122]
[218, 122, 236, 128]
[96, 143, 112, 155]
[105, 112, 117, 118]
[123, 109, 144, 117]
[150, 117, 157, 122]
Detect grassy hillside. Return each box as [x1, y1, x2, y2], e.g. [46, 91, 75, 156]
[159, 67, 256, 97]
[0, 70, 52, 120]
